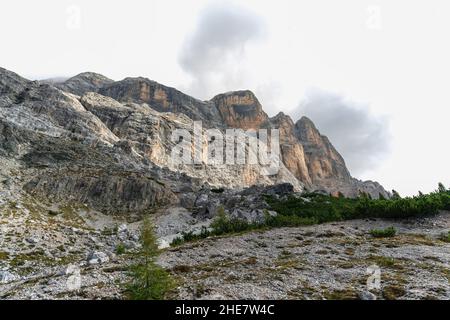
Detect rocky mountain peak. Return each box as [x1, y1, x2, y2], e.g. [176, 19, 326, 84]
[0, 67, 30, 95]
[211, 90, 268, 129]
[294, 116, 323, 144]
[55, 72, 114, 96]
[293, 116, 353, 192]
[270, 112, 294, 128]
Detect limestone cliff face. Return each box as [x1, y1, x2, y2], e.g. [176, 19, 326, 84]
[294, 116, 389, 198]
[79, 92, 304, 192]
[59, 73, 389, 198]
[295, 116, 351, 183]
[211, 90, 268, 130]
[268, 113, 312, 187]
[0, 68, 178, 214]
[0, 68, 118, 147]
[98, 77, 223, 126]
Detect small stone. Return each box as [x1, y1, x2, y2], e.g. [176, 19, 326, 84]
[117, 224, 128, 240]
[158, 238, 170, 249]
[0, 270, 18, 284]
[359, 291, 377, 300]
[65, 264, 80, 275]
[130, 232, 140, 242]
[71, 227, 84, 235]
[25, 236, 39, 244]
[87, 251, 109, 265]
[48, 209, 60, 216]
[117, 224, 128, 234]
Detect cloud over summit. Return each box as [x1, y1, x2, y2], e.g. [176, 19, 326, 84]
[178, 2, 267, 99]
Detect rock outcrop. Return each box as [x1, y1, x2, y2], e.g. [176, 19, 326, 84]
[295, 116, 350, 183]
[294, 116, 389, 198]
[268, 112, 312, 187]
[212, 90, 268, 130]
[98, 77, 224, 126]
[55, 72, 114, 96]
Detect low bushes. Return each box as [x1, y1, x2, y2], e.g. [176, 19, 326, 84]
[171, 184, 450, 245]
[369, 227, 397, 238]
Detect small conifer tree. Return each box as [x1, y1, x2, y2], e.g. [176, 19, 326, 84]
[126, 217, 173, 300]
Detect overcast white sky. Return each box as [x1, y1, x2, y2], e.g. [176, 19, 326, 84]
[1, 0, 449, 196]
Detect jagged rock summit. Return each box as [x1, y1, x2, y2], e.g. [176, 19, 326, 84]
[55, 72, 114, 96]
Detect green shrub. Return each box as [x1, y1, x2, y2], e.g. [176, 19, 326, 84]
[267, 185, 448, 223]
[171, 226, 212, 246]
[126, 218, 173, 300]
[171, 184, 449, 245]
[116, 243, 126, 255]
[369, 226, 396, 238]
[264, 214, 317, 227]
[210, 210, 253, 235]
[170, 236, 184, 246]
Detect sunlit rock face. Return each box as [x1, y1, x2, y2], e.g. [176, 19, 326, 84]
[211, 90, 268, 130]
[268, 112, 312, 187]
[295, 116, 351, 183]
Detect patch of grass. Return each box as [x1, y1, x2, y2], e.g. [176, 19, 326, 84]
[171, 265, 192, 273]
[275, 258, 302, 270]
[193, 283, 209, 298]
[336, 261, 355, 269]
[171, 209, 316, 246]
[324, 288, 359, 300]
[243, 257, 258, 265]
[344, 248, 355, 256]
[380, 272, 408, 300]
[8, 249, 76, 275]
[440, 267, 450, 283]
[388, 233, 436, 246]
[383, 284, 406, 300]
[439, 231, 450, 243]
[0, 251, 9, 260]
[278, 250, 292, 259]
[370, 227, 396, 238]
[101, 225, 118, 236]
[368, 255, 396, 268]
[8, 201, 18, 209]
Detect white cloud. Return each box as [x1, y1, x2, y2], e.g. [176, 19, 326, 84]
[178, 2, 267, 99]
